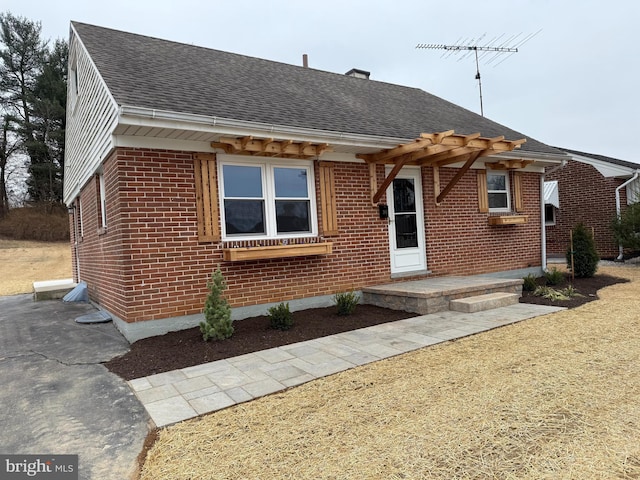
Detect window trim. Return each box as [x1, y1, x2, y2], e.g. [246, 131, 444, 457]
[487, 170, 511, 213]
[98, 172, 107, 229]
[217, 154, 318, 240]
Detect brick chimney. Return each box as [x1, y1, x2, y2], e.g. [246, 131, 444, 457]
[345, 68, 370, 79]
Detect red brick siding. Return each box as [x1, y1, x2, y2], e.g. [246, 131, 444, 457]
[545, 160, 625, 259]
[73, 148, 543, 323]
[423, 168, 542, 275]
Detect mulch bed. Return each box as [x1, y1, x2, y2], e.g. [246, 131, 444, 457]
[519, 272, 628, 308]
[105, 272, 628, 381]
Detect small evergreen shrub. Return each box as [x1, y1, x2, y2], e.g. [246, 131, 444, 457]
[544, 267, 564, 286]
[268, 302, 293, 331]
[333, 291, 360, 316]
[611, 202, 640, 250]
[566, 223, 599, 278]
[522, 274, 537, 292]
[199, 268, 234, 341]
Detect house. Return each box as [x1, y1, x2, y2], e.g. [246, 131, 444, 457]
[64, 22, 567, 342]
[544, 148, 640, 260]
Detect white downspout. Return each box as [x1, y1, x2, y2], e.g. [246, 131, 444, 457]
[541, 160, 568, 272]
[615, 170, 640, 260]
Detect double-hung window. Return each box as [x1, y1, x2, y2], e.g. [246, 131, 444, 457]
[487, 171, 510, 212]
[219, 156, 316, 239]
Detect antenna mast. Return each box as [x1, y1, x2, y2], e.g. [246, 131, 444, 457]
[416, 32, 540, 116]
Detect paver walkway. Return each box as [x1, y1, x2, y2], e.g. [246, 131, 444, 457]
[130, 303, 563, 427]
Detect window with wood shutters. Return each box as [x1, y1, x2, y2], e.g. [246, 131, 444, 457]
[478, 168, 525, 214]
[194, 154, 220, 242]
[318, 161, 338, 235]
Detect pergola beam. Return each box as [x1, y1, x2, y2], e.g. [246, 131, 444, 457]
[212, 137, 332, 158]
[362, 130, 526, 206]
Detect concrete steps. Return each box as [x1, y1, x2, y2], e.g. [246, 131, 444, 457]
[449, 292, 520, 313]
[362, 275, 523, 315]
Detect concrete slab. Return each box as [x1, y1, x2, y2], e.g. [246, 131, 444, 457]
[0, 294, 149, 480]
[32, 278, 77, 301]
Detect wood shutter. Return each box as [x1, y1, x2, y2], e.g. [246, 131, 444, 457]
[477, 170, 489, 213]
[194, 154, 220, 242]
[513, 172, 524, 213]
[318, 161, 338, 236]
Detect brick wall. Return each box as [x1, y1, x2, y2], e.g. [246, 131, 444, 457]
[423, 168, 542, 275]
[545, 160, 626, 259]
[74, 148, 544, 324]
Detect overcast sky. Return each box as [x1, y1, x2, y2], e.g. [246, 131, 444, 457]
[4, 0, 639, 162]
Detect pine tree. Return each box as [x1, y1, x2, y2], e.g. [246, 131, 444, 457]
[199, 269, 234, 341]
[566, 223, 599, 278]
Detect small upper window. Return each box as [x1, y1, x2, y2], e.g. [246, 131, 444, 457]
[487, 171, 510, 212]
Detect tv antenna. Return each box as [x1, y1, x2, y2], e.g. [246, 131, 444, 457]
[416, 31, 541, 116]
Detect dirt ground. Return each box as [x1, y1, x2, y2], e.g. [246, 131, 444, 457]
[139, 264, 640, 479]
[0, 239, 72, 295]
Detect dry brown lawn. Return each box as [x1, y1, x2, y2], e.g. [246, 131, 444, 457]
[0, 239, 72, 295]
[140, 265, 640, 480]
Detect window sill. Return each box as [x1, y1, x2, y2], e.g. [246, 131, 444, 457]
[488, 215, 529, 225]
[223, 242, 332, 261]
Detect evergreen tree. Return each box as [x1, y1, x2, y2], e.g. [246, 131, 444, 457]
[199, 269, 234, 341]
[0, 12, 67, 210]
[566, 223, 599, 278]
[611, 202, 640, 251]
[26, 39, 67, 203]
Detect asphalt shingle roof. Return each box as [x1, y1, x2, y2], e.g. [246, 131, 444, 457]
[556, 147, 640, 170]
[73, 22, 560, 155]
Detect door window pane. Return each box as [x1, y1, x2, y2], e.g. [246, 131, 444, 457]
[395, 214, 418, 248]
[393, 179, 416, 213]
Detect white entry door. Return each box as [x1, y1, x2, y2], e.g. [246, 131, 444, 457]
[387, 168, 427, 275]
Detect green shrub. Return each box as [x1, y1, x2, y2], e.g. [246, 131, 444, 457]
[0, 203, 69, 241]
[268, 302, 293, 331]
[522, 274, 537, 292]
[199, 269, 234, 341]
[533, 285, 569, 301]
[544, 267, 564, 286]
[561, 285, 582, 298]
[566, 223, 599, 278]
[333, 291, 360, 316]
[611, 202, 640, 250]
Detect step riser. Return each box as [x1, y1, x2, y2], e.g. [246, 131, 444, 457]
[450, 292, 520, 313]
[363, 285, 522, 315]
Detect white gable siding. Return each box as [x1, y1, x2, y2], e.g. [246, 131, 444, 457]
[63, 27, 119, 204]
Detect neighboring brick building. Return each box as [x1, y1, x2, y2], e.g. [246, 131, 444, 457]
[64, 23, 567, 341]
[545, 149, 640, 260]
